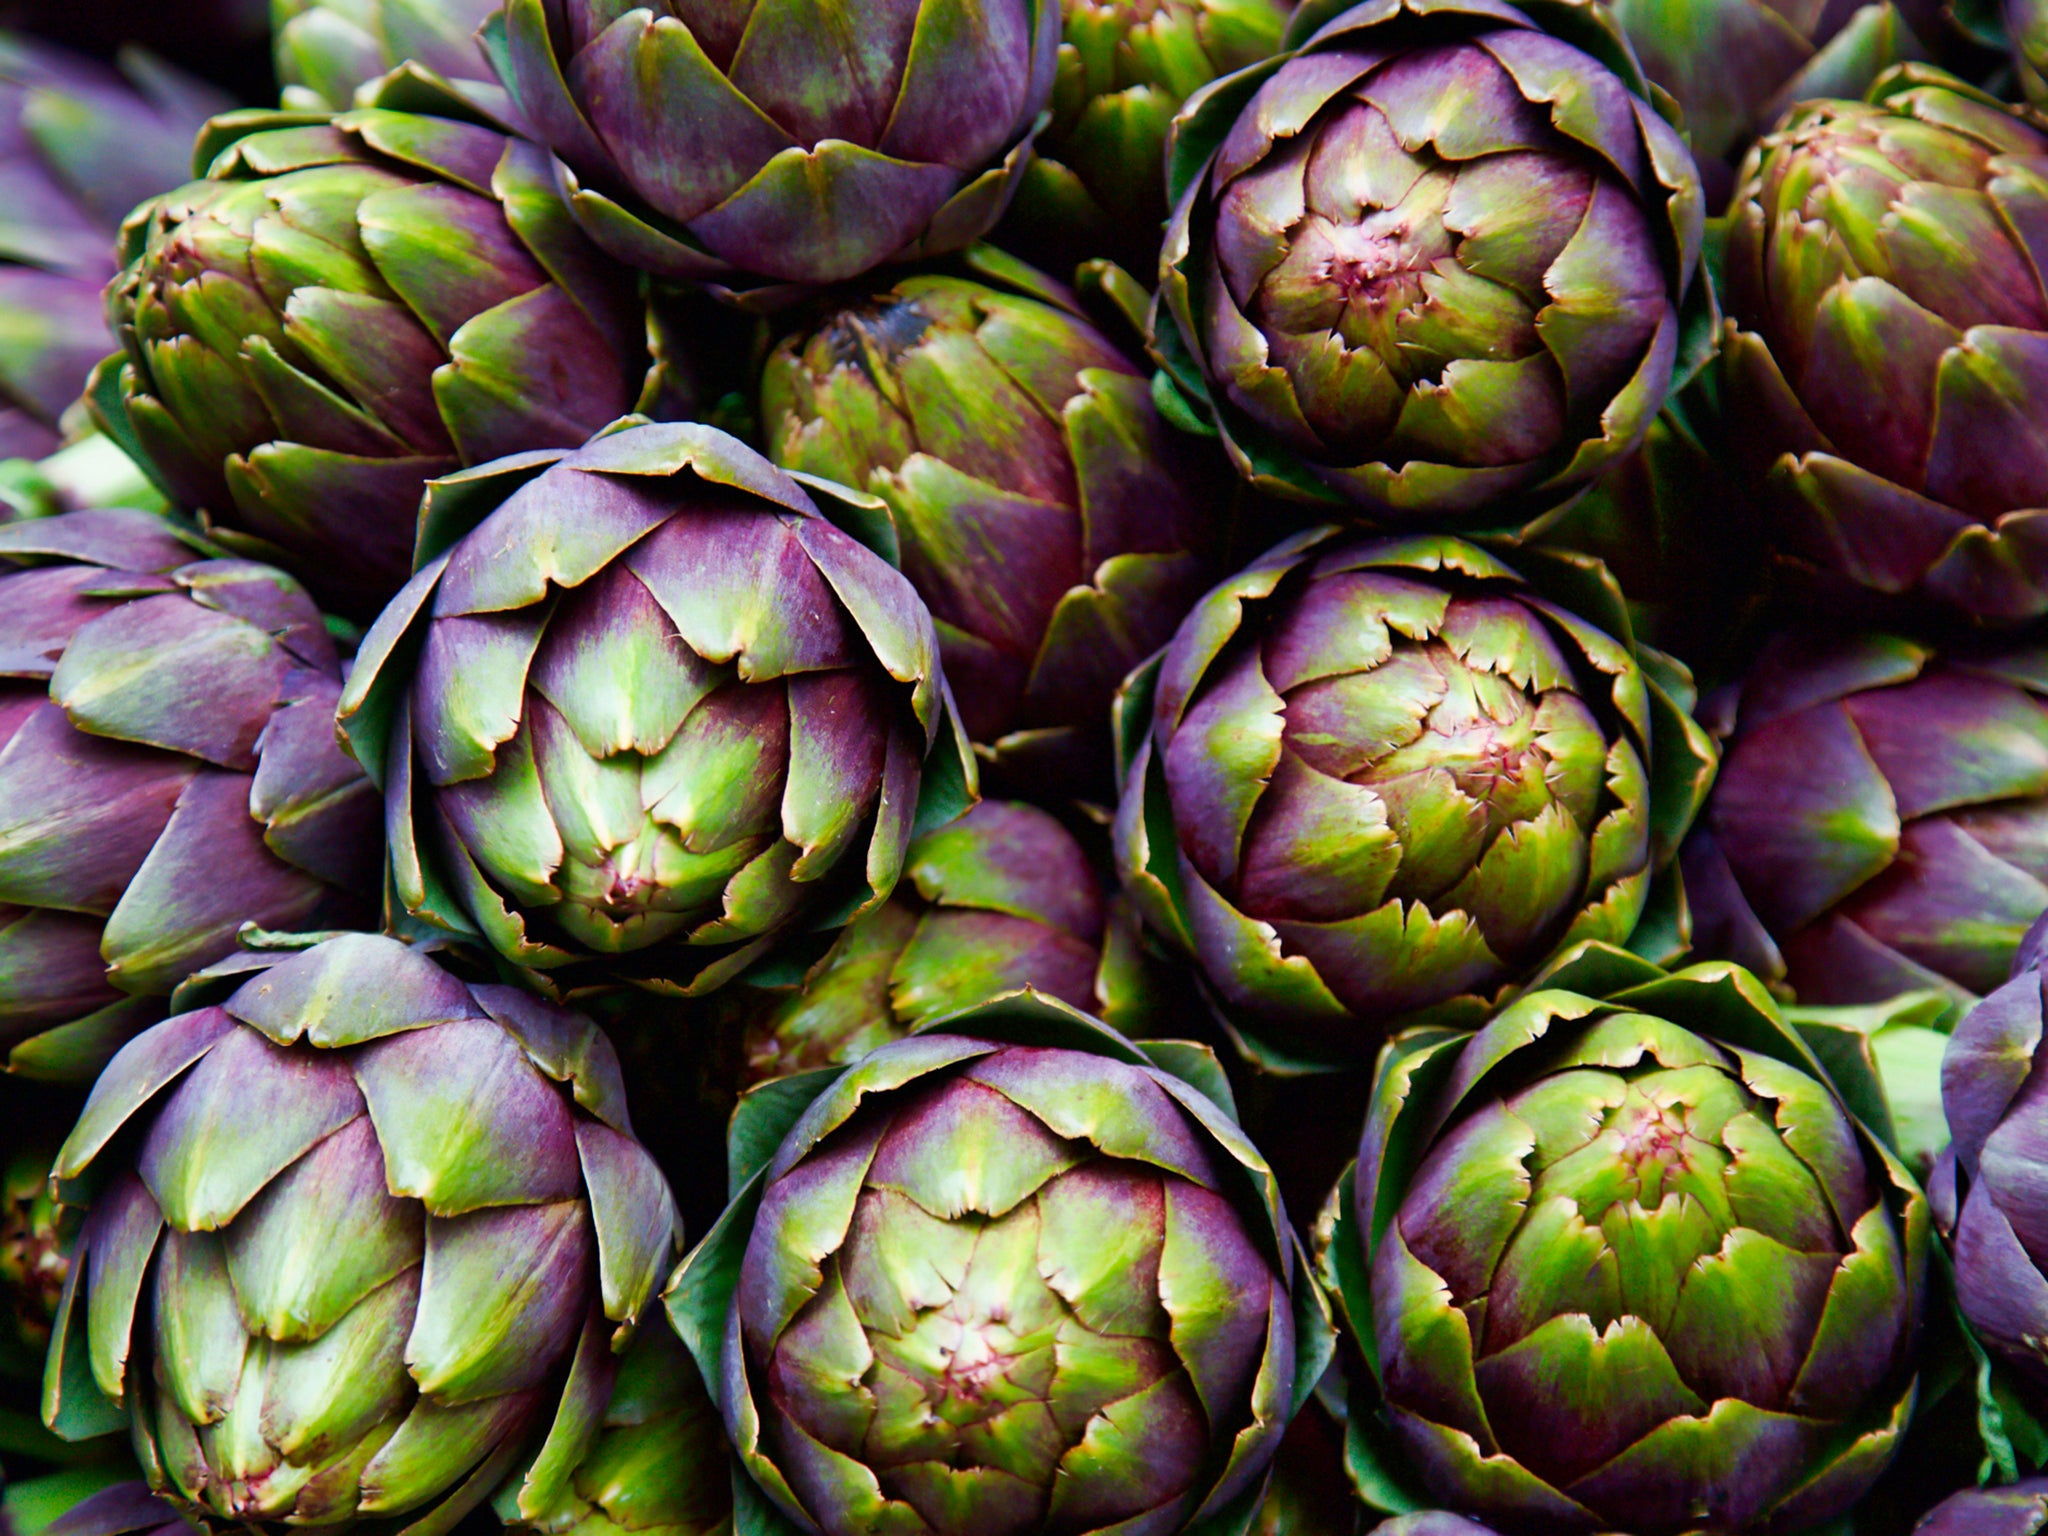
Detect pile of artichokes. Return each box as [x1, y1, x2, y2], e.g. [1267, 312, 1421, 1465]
[13, 2, 2048, 1535]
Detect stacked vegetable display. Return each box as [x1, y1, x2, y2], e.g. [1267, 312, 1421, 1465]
[10, 1, 2048, 1534]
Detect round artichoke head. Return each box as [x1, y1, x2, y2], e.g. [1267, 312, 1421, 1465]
[496, 0, 1061, 287]
[1911, 1478, 2048, 1535]
[0, 510, 380, 1083]
[0, 34, 227, 458]
[1000, 0, 1292, 274]
[763, 270, 1216, 794]
[272, 0, 502, 111]
[691, 997, 1324, 1536]
[1154, 0, 1704, 521]
[1116, 530, 1713, 1066]
[41, 933, 683, 1532]
[1723, 69, 2048, 622]
[1335, 951, 1928, 1535]
[339, 421, 974, 995]
[1683, 629, 2048, 1017]
[96, 104, 669, 620]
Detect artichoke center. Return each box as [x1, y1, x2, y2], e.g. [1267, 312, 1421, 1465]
[1612, 1093, 1695, 1203]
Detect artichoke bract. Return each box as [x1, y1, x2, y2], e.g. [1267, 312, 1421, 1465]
[92, 100, 677, 620]
[1912, 1479, 2048, 1534]
[1152, 0, 1705, 522]
[1114, 530, 1715, 1069]
[763, 266, 1215, 795]
[40, 933, 684, 1533]
[494, 0, 1060, 289]
[40, 1484, 195, 1536]
[0, 510, 379, 1082]
[667, 993, 1333, 1536]
[2015, 0, 2048, 107]
[999, 0, 1293, 276]
[735, 799, 1150, 1085]
[1723, 68, 2048, 623]
[1683, 629, 2048, 1018]
[0, 34, 226, 459]
[339, 421, 976, 998]
[1322, 946, 1929, 1535]
[273, 0, 503, 112]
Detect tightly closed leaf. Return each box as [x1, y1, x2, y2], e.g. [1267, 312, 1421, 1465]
[0, 34, 225, 458]
[1723, 68, 2048, 622]
[1153, 0, 1705, 522]
[1328, 949, 1928, 1535]
[0, 510, 379, 1083]
[1683, 629, 2048, 1018]
[1114, 529, 1715, 1068]
[763, 269, 1217, 796]
[495, 0, 1061, 288]
[41, 933, 683, 1535]
[94, 101, 676, 620]
[338, 421, 976, 998]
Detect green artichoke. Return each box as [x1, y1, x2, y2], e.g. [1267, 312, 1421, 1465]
[0, 34, 227, 459]
[999, 0, 1293, 276]
[1722, 67, 2048, 623]
[42, 932, 683, 1532]
[732, 799, 1155, 1085]
[494, 0, 1060, 288]
[0, 509, 379, 1082]
[92, 97, 683, 620]
[272, 0, 503, 112]
[762, 264, 1216, 795]
[668, 992, 1333, 1536]
[1114, 530, 1716, 1069]
[1322, 945, 1929, 1535]
[1152, 0, 1706, 522]
[338, 420, 976, 997]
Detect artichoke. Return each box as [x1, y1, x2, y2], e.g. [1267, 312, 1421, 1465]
[1723, 67, 2048, 623]
[1151, 0, 1705, 522]
[38, 1484, 195, 1536]
[2014, 0, 2048, 106]
[1321, 945, 1929, 1535]
[733, 799, 1149, 1085]
[41, 932, 683, 1532]
[762, 264, 1216, 795]
[0, 34, 226, 459]
[1607, 0, 1926, 202]
[272, 0, 503, 111]
[1, 1136, 67, 1364]
[92, 98, 681, 620]
[494, 0, 1060, 288]
[0, 509, 379, 1082]
[1912, 1479, 2048, 1534]
[1114, 530, 1715, 1069]
[339, 420, 976, 997]
[1682, 629, 2048, 1018]
[667, 992, 1333, 1536]
[999, 0, 1293, 276]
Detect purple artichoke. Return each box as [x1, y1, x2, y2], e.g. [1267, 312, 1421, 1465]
[1723, 67, 2048, 623]
[1683, 629, 2048, 1017]
[1912, 1478, 2048, 1534]
[1151, 0, 1705, 522]
[762, 264, 1217, 796]
[273, 0, 504, 113]
[494, 0, 1060, 288]
[0, 509, 378, 1082]
[1115, 529, 1715, 1068]
[338, 421, 975, 997]
[41, 932, 682, 1531]
[666, 993, 1333, 1536]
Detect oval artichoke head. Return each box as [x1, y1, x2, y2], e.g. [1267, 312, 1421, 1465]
[1723, 69, 2048, 622]
[1336, 951, 1928, 1534]
[763, 270, 1217, 795]
[96, 105, 667, 620]
[1683, 628, 2048, 1017]
[0, 510, 380, 1083]
[497, 0, 1062, 287]
[693, 996, 1324, 1536]
[1154, 0, 1704, 521]
[339, 421, 975, 995]
[42, 933, 683, 1532]
[1116, 531, 1713, 1067]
